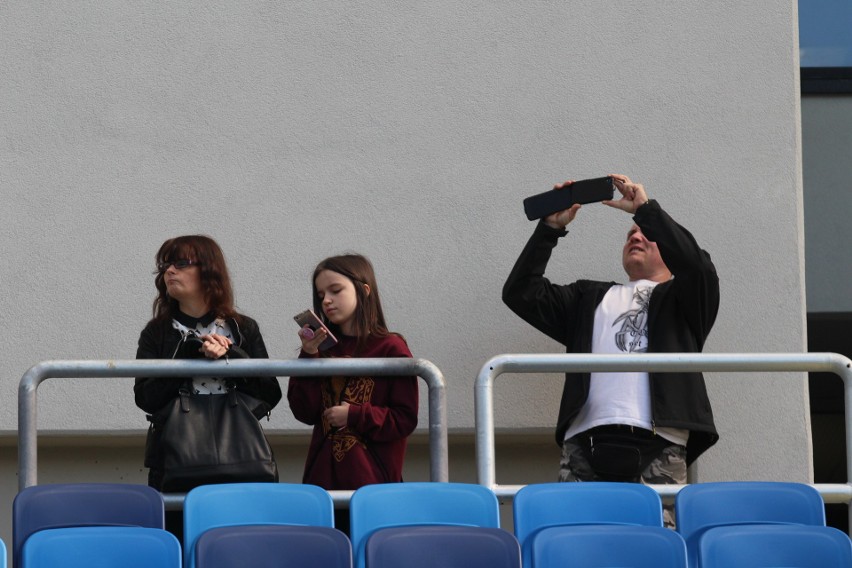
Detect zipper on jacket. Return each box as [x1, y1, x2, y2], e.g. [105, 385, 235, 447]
[171, 330, 197, 359]
[230, 318, 244, 348]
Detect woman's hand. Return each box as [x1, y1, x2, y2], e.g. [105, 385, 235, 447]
[323, 402, 350, 429]
[199, 333, 232, 359]
[298, 325, 328, 355]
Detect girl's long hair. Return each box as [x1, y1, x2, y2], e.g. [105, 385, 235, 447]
[312, 254, 399, 353]
[151, 235, 240, 324]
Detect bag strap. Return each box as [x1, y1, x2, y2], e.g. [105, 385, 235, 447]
[179, 385, 191, 413]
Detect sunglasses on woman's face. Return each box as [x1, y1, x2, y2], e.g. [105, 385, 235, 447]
[156, 259, 199, 273]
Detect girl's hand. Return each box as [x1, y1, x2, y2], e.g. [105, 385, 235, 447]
[199, 333, 232, 359]
[299, 325, 327, 355]
[323, 402, 350, 429]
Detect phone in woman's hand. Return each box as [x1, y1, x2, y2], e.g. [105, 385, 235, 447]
[293, 309, 339, 351]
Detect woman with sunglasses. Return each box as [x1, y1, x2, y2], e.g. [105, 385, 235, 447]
[134, 235, 282, 533]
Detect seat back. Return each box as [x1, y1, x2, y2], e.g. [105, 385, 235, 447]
[22, 527, 180, 568]
[675, 481, 825, 538]
[513, 482, 663, 567]
[675, 481, 826, 567]
[698, 524, 852, 568]
[350, 482, 499, 568]
[196, 525, 352, 568]
[531, 525, 688, 568]
[12, 483, 165, 568]
[366, 526, 520, 568]
[183, 483, 334, 568]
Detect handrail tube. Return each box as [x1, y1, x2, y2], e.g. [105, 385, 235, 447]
[18, 358, 447, 491]
[490, 483, 852, 504]
[162, 490, 358, 511]
[475, 352, 852, 532]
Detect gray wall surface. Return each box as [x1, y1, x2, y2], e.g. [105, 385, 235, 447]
[1, 0, 810, 492]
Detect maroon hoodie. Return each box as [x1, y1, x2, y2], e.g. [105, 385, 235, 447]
[287, 334, 419, 490]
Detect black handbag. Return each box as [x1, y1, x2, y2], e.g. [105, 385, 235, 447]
[151, 385, 279, 492]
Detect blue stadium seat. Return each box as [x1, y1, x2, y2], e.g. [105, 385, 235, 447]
[183, 483, 334, 568]
[12, 483, 165, 568]
[698, 524, 852, 568]
[513, 482, 663, 568]
[22, 526, 180, 568]
[366, 526, 520, 568]
[196, 525, 352, 568]
[350, 482, 500, 568]
[675, 481, 826, 567]
[531, 525, 688, 568]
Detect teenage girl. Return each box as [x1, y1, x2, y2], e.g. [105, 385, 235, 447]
[287, 254, 419, 498]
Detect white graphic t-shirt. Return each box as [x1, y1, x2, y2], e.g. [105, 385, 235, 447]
[564, 280, 688, 446]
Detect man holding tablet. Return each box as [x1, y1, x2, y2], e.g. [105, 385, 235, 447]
[503, 173, 719, 526]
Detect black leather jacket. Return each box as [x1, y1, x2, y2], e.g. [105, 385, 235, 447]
[134, 312, 281, 414]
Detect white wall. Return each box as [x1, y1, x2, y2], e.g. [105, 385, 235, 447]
[1, 0, 809, 494]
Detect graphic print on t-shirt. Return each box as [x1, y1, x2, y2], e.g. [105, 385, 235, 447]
[612, 287, 652, 352]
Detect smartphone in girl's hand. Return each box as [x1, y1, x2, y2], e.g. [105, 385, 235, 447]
[293, 309, 339, 351]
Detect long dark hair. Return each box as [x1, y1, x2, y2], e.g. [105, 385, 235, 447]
[312, 254, 400, 353]
[151, 235, 240, 324]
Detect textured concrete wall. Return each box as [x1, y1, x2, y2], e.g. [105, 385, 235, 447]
[1, 0, 809, 490]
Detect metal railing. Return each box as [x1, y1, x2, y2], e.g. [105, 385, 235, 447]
[475, 352, 852, 531]
[18, 358, 448, 504]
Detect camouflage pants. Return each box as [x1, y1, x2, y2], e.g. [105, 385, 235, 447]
[559, 436, 687, 528]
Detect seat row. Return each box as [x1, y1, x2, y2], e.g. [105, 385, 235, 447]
[10, 480, 852, 567]
[10, 522, 852, 568]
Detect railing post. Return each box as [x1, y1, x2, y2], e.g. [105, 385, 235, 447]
[834, 355, 852, 535]
[17, 363, 45, 490]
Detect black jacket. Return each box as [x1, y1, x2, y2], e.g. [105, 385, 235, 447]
[502, 200, 719, 465]
[135, 313, 282, 413]
[134, 312, 282, 488]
